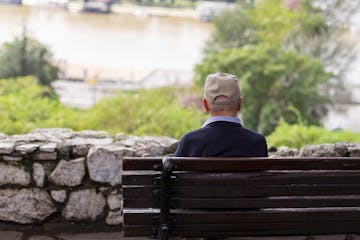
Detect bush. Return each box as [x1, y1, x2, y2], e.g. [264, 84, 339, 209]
[0, 33, 59, 87]
[0, 77, 206, 139]
[267, 120, 360, 148]
[85, 87, 207, 139]
[0, 77, 83, 134]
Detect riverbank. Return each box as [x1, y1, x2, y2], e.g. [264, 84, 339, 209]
[112, 3, 197, 19]
[21, 0, 199, 19]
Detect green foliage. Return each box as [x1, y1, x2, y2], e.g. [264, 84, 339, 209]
[0, 77, 83, 134]
[0, 31, 59, 87]
[267, 120, 360, 149]
[247, 0, 299, 45]
[0, 77, 206, 139]
[205, 8, 258, 51]
[206, 0, 299, 52]
[85, 88, 206, 138]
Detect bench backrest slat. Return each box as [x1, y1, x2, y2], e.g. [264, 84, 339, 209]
[123, 157, 360, 171]
[123, 157, 162, 170]
[123, 171, 360, 185]
[125, 184, 360, 198]
[125, 196, 360, 209]
[170, 157, 360, 171]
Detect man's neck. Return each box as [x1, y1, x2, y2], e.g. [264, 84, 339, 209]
[210, 112, 237, 117]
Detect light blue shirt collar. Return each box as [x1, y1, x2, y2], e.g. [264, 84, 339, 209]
[202, 116, 242, 128]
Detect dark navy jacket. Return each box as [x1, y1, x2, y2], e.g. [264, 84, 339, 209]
[174, 121, 268, 157]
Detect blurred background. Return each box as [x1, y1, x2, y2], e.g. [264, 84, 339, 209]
[0, 0, 359, 147]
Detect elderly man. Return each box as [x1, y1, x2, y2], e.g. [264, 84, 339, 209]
[174, 72, 268, 157]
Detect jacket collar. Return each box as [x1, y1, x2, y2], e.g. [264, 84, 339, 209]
[202, 116, 242, 128]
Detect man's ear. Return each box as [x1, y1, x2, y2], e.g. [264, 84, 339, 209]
[237, 97, 244, 111]
[202, 98, 210, 113]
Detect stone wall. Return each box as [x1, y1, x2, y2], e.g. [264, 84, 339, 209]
[269, 142, 360, 157]
[0, 128, 359, 239]
[0, 128, 177, 238]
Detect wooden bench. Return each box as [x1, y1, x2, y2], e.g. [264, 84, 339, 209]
[122, 157, 360, 239]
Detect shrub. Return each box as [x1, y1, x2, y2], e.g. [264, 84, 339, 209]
[85, 87, 207, 139]
[267, 120, 360, 148]
[0, 77, 83, 134]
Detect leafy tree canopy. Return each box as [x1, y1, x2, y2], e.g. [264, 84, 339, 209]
[195, 0, 355, 134]
[196, 44, 331, 135]
[0, 31, 59, 87]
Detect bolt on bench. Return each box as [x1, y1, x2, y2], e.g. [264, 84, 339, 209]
[122, 157, 360, 239]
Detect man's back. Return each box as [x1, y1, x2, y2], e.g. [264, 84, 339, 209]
[174, 121, 268, 157]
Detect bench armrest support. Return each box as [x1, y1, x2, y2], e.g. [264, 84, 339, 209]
[158, 157, 175, 240]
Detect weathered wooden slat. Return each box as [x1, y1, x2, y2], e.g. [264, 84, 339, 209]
[123, 225, 158, 237]
[124, 198, 159, 208]
[123, 185, 360, 198]
[123, 208, 360, 225]
[171, 157, 360, 171]
[123, 186, 159, 198]
[123, 213, 158, 225]
[123, 157, 360, 171]
[172, 222, 360, 236]
[123, 221, 360, 237]
[123, 196, 360, 209]
[172, 221, 360, 232]
[122, 171, 160, 185]
[176, 185, 360, 197]
[123, 170, 360, 186]
[173, 196, 360, 209]
[123, 157, 162, 170]
[173, 170, 360, 185]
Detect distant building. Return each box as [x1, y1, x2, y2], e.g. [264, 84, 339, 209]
[196, 1, 235, 22]
[83, 0, 113, 13]
[0, 0, 22, 4]
[140, 69, 194, 89]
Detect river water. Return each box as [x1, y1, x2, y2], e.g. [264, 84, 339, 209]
[0, 4, 212, 77]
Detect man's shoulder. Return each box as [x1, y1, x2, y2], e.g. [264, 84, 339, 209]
[240, 126, 266, 139]
[180, 128, 206, 141]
